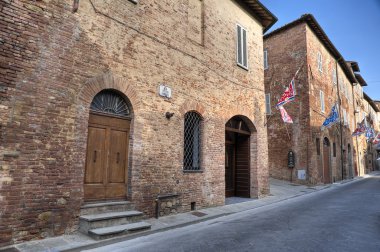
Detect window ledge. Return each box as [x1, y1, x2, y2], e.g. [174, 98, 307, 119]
[183, 169, 204, 173]
[237, 63, 249, 71]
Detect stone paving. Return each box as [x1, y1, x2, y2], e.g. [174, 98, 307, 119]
[2, 173, 378, 252]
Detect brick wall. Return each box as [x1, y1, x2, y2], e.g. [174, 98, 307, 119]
[0, 0, 270, 246]
[264, 23, 310, 182]
[264, 21, 355, 184]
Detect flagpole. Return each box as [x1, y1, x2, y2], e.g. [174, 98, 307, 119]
[336, 59, 345, 181]
[286, 123, 291, 140]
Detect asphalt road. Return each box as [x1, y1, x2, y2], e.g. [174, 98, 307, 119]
[85, 175, 380, 252]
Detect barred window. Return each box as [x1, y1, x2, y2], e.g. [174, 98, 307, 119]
[183, 111, 202, 171]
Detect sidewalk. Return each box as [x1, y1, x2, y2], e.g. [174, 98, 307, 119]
[6, 172, 379, 252]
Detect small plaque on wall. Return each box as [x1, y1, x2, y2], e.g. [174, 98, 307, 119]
[159, 84, 172, 99]
[297, 170, 306, 180]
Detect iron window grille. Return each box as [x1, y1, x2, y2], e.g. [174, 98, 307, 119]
[183, 111, 202, 171]
[90, 90, 130, 117]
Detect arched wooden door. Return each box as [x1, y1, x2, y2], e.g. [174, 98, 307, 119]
[323, 137, 331, 184]
[225, 116, 251, 198]
[348, 144, 353, 178]
[84, 90, 132, 201]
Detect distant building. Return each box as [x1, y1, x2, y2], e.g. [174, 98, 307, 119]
[264, 14, 359, 184]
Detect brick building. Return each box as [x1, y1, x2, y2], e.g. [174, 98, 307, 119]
[356, 92, 380, 174]
[264, 14, 359, 184]
[0, 0, 276, 246]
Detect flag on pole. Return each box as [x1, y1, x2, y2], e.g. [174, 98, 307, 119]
[321, 104, 339, 129]
[352, 118, 366, 136]
[276, 78, 296, 108]
[373, 132, 380, 144]
[365, 127, 375, 141]
[279, 105, 293, 123]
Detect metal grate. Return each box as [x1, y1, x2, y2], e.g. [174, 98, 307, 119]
[90, 90, 130, 117]
[183, 112, 202, 171]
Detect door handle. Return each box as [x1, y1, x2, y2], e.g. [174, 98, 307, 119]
[117, 152, 120, 164]
[93, 151, 97, 163]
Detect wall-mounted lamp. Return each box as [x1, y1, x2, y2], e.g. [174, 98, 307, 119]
[354, 109, 360, 114]
[165, 112, 174, 119]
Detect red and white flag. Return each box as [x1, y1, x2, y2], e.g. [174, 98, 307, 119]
[279, 105, 293, 123]
[373, 132, 380, 144]
[276, 78, 296, 108]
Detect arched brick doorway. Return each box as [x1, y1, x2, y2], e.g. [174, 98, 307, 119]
[348, 144, 353, 178]
[323, 137, 331, 184]
[225, 116, 252, 198]
[84, 89, 133, 201]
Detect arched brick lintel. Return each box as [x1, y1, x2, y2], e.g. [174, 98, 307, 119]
[77, 71, 140, 110]
[222, 107, 258, 133]
[179, 100, 207, 118]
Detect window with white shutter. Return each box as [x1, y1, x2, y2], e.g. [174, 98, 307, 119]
[265, 93, 271, 115]
[332, 67, 337, 85]
[236, 24, 248, 69]
[264, 49, 268, 70]
[343, 109, 347, 125]
[317, 52, 323, 72]
[320, 90, 325, 113]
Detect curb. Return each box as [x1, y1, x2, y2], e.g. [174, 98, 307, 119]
[8, 173, 376, 252]
[63, 213, 231, 252]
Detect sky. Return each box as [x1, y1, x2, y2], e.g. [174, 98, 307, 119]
[260, 0, 380, 101]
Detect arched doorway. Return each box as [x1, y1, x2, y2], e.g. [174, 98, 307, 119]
[323, 137, 331, 184]
[225, 116, 251, 198]
[348, 144, 353, 178]
[84, 89, 132, 201]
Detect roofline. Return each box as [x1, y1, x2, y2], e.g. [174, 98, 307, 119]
[364, 92, 380, 113]
[347, 61, 360, 72]
[264, 14, 357, 84]
[237, 0, 278, 33]
[355, 73, 367, 86]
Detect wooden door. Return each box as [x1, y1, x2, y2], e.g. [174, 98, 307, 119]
[235, 135, 250, 197]
[225, 143, 235, 197]
[84, 113, 130, 201]
[323, 144, 330, 184]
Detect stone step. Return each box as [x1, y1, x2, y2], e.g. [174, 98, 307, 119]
[80, 201, 135, 215]
[88, 221, 152, 240]
[79, 211, 144, 233]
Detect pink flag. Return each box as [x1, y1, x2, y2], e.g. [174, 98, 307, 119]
[276, 78, 296, 108]
[352, 118, 366, 136]
[279, 106, 293, 123]
[373, 133, 380, 144]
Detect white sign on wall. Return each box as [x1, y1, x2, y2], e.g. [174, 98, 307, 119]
[297, 169, 306, 180]
[159, 84, 172, 99]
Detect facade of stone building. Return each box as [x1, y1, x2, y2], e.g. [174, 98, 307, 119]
[0, 0, 276, 246]
[374, 100, 380, 171]
[264, 14, 358, 184]
[360, 93, 379, 173]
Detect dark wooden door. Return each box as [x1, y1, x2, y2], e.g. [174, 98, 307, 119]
[323, 144, 330, 184]
[235, 135, 250, 197]
[84, 113, 130, 201]
[225, 143, 235, 197]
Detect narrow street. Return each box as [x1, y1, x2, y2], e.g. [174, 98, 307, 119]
[84, 174, 380, 252]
